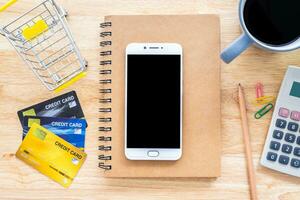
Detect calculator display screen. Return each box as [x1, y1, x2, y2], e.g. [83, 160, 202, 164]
[290, 81, 300, 98]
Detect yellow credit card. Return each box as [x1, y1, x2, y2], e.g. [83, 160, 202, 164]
[16, 123, 87, 188]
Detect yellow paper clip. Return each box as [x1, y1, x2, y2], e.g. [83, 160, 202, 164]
[255, 103, 274, 119]
[253, 96, 275, 106]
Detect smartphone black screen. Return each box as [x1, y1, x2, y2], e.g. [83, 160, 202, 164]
[126, 54, 181, 148]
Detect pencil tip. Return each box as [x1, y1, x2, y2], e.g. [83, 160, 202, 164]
[238, 83, 241, 86]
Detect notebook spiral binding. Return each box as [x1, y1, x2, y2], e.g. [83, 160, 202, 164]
[99, 21, 112, 171]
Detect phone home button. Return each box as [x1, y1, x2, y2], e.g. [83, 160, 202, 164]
[147, 150, 159, 157]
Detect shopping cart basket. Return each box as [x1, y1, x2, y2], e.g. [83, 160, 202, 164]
[0, 0, 87, 92]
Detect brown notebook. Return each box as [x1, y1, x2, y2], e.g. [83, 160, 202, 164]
[99, 15, 221, 177]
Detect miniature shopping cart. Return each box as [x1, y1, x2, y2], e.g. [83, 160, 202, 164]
[0, 0, 87, 92]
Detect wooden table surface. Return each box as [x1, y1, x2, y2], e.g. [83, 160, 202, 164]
[1, 0, 300, 199]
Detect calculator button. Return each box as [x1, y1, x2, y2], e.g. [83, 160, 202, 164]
[291, 111, 300, 121]
[273, 130, 284, 140]
[282, 144, 293, 154]
[270, 141, 281, 151]
[279, 108, 290, 118]
[285, 133, 296, 143]
[294, 147, 300, 157]
[276, 119, 287, 129]
[279, 155, 290, 165]
[288, 122, 299, 132]
[297, 136, 300, 145]
[291, 159, 300, 168]
[266, 152, 277, 162]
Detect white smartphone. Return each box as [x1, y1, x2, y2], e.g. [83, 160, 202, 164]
[125, 43, 183, 160]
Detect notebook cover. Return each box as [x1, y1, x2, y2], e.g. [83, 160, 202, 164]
[99, 15, 221, 177]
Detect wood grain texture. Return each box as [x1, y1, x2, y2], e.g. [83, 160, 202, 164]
[0, 0, 300, 199]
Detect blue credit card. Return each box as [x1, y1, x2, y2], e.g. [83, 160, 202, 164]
[22, 116, 86, 150]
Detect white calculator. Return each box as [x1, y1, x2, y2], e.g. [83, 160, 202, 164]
[261, 66, 300, 177]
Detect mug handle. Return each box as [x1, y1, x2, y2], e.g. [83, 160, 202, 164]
[220, 33, 253, 64]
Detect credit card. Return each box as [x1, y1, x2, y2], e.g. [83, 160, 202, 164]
[16, 123, 87, 188]
[23, 116, 86, 150]
[17, 91, 85, 127]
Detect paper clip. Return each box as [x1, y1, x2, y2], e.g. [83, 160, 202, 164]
[254, 96, 275, 106]
[256, 82, 264, 98]
[255, 103, 274, 119]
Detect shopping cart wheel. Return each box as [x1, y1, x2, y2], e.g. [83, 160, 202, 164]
[59, 6, 68, 18]
[84, 60, 88, 68]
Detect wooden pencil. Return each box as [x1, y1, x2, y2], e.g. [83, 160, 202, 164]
[238, 83, 258, 200]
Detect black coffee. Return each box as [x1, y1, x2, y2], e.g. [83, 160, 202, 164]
[244, 0, 300, 45]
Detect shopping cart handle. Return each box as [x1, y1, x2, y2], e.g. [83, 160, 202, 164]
[0, 0, 18, 12]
